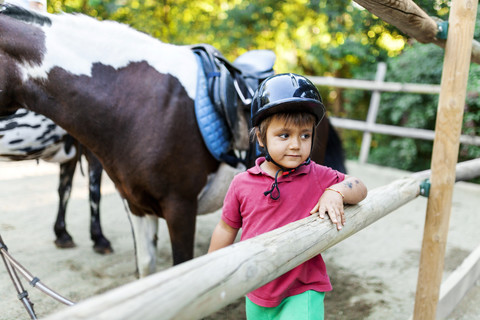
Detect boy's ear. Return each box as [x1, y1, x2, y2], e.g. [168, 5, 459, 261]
[256, 129, 264, 148]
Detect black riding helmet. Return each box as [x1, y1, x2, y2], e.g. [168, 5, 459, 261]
[251, 73, 326, 200]
[251, 73, 326, 128]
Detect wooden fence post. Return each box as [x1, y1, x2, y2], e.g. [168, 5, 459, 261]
[413, 0, 478, 319]
[359, 62, 386, 163]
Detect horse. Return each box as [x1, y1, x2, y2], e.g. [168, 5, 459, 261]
[0, 108, 113, 254]
[0, 5, 345, 277]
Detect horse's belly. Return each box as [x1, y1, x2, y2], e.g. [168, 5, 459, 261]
[197, 162, 245, 215]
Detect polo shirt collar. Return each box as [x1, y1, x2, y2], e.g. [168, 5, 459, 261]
[248, 157, 312, 181]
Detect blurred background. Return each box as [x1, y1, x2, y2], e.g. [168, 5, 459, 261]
[46, 0, 480, 178]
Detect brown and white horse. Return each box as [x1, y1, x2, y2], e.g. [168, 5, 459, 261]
[0, 5, 344, 277]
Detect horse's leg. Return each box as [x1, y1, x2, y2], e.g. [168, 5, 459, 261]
[54, 158, 77, 248]
[85, 149, 113, 254]
[163, 197, 197, 265]
[128, 213, 159, 277]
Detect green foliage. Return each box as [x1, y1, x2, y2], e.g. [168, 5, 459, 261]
[48, 0, 396, 76]
[346, 2, 480, 176]
[366, 40, 480, 172]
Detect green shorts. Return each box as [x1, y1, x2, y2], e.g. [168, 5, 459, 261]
[245, 290, 325, 320]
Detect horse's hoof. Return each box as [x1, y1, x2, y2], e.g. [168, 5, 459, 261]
[54, 238, 76, 249]
[93, 245, 114, 255]
[93, 239, 114, 255]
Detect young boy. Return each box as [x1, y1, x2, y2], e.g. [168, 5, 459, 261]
[208, 73, 367, 319]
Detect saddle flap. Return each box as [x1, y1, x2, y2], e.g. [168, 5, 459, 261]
[219, 66, 237, 132]
[233, 50, 276, 79]
[192, 44, 276, 140]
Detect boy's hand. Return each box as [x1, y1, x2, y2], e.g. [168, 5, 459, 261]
[310, 189, 345, 230]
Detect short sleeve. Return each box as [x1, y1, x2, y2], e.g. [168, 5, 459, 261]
[314, 164, 345, 189]
[221, 177, 243, 229]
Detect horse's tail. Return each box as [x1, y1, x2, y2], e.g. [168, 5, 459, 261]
[324, 119, 347, 174]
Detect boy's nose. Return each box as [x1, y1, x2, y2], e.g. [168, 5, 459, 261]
[289, 137, 301, 149]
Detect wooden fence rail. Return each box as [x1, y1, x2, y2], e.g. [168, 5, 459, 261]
[310, 72, 480, 164]
[309, 74, 441, 94]
[329, 117, 480, 146]
[44, 158, 480, 320]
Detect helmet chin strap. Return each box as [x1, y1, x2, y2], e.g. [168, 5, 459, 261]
[261, 125, 316, 200]
[263, 146, 311, 200]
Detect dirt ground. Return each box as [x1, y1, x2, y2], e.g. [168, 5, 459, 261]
[1, 160, 480, 320]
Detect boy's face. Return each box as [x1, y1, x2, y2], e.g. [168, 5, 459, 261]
[257, 116, 313, 170]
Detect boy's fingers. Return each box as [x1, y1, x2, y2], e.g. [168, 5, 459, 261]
[310, 203, 320, 215]
[328, 209, 338, 223]
[328, 208, 344, 230]
[332, 211, 343, 230]
[318, 205, 326, 218]
[341, 210, 346, 225]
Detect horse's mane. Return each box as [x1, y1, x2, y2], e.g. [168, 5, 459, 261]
[0, 3, 51, 26]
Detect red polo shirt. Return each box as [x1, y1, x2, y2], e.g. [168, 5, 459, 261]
[222, 157, 345, 307]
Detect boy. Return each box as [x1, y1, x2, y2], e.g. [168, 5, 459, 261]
[209, 73, 367, 319]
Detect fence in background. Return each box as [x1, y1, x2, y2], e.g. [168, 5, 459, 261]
[310, 62, 480, 163]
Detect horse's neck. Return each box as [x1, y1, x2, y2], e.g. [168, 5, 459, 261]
[5, 13, 198, 164]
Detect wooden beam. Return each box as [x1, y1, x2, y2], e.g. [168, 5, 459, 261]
[436, 243, 480, 319]
[413, 0, 478, 319]
[43, 159, 480, 320]
[432, 38, 480, 69]
[354, 0, 437, 43]
[412, 158, 480, 182]
[353, 0, 480, 65]
[43, 177, 422, 320]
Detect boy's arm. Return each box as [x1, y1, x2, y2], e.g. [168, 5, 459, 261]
[208, 219, 239, 253]
[310, 175, 367, 230]
[329, 175, 368, 205]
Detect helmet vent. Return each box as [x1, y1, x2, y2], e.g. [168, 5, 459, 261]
[290, 73, 298, 87]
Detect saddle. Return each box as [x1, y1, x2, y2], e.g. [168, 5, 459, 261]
[191, 44, 276, 134]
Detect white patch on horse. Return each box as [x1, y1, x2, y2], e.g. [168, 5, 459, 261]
[20, 13, 198, 99]
[128, 212, 159, 277]
[0, 109, 76, 162]
[43, 143, 76, 163]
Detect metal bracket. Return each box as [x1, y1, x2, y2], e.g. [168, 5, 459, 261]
[437, 21, 449, 40]
[420, 179, 431, 197]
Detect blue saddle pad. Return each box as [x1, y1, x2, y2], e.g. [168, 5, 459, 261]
[194, 55, 231, 162]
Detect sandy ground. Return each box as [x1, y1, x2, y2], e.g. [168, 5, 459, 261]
[1, 160, 480, 320]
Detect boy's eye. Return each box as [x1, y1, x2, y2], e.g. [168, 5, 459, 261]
[279, 133, 289, 139]
[301, 133, 311, 139]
